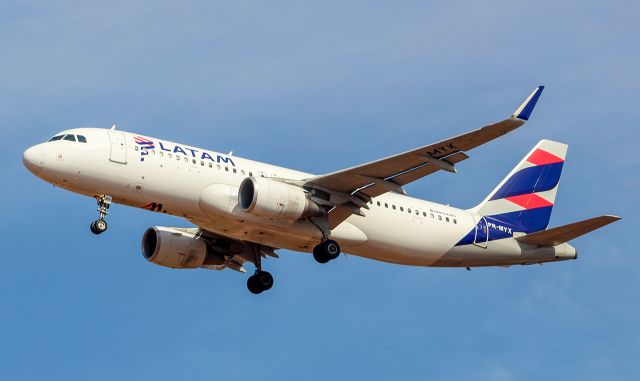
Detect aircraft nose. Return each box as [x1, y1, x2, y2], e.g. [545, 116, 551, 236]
[23, 144, 46, 175]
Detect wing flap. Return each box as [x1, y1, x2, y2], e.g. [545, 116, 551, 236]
[516, 215, 621, 246]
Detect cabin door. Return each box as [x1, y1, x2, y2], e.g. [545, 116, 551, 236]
[108, 130, 127, 164]
[473, 217, 489, 248]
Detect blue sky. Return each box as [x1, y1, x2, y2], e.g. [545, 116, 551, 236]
[1, 1, 638, 380]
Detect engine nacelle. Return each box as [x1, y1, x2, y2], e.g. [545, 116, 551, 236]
[238, 177, 321, 220]
[141, 227, 225, 269]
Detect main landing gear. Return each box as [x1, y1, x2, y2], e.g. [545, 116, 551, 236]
[90, 195, 112, 235]
[247, 271, 274, 294]
[313, 239, 341, 264]
[247, 248, 274, 295]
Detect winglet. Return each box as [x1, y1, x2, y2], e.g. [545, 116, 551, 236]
[512, 86, 544, 121]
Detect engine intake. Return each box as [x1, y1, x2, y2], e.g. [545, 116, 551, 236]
[141, 227, 225, 269]
[238, 177, 321, 220]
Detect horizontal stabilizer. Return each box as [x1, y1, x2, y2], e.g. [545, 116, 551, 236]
[516, 215, 621, 246]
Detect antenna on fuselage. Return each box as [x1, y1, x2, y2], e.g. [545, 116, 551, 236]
[228, 151, 233, 156]
[111, 124, 117, 130]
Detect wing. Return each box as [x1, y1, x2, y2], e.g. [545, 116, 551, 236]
[304, 86, 545, 228]
[193, 225, 280, 273]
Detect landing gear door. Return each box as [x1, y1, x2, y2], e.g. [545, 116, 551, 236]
[473, 216, 489, 248]
[108, 130, 127, 164]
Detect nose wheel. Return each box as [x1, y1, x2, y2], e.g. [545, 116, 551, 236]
[90, 195, 112, 235]
[313, 239, 341, 263]
[90, 219, 108, 234]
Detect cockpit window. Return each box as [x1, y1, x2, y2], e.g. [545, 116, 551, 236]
[48, 135, 64, 142]
[77, 135, 87, 143]
[63, 134, 76, 142]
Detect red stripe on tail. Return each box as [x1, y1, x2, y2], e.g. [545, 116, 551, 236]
[505, 193, 553, 209]
[527, 149, 564, 165]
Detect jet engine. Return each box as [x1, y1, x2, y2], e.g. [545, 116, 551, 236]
[141, 226, 225, 269]
[238, 177, 322, 220]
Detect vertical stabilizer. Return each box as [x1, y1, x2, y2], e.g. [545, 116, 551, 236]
[471, 140, 568, 233]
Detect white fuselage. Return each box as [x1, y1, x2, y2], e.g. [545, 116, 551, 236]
[23, 128, 576, 267]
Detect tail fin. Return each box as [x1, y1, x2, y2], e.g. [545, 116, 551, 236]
[471, 140, 568, 233]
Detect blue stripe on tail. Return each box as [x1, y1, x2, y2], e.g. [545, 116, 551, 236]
[455, 206, 553, 246]
[490, 162, 563, 200]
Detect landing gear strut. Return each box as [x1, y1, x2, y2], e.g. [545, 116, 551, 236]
[90, 195, 112, 235]
[313, 239, 341, 264]
[247, 247, 274, 294]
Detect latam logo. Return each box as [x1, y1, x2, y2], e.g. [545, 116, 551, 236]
[134, 136, 155, 161]
[133, 136, 235, 166]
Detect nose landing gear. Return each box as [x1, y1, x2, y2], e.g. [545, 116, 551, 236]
[90, 195, 112, 235]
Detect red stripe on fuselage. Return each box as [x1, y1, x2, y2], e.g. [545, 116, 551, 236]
[527, 149, 564, 165]
[505, 193, 553, 209]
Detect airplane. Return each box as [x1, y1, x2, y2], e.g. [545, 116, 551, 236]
[22, 86, 620, 294]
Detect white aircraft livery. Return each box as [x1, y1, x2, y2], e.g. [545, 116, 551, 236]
[23, 87, 620, 294]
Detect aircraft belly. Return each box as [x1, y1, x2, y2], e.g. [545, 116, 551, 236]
[433, 238, 575, 267]
[344, 210, 466, 266]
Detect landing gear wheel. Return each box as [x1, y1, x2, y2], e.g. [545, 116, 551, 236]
[90, 219, 108, 235]
[313, 240, 341, 263]
[247, 275, 262, 294]
[90, 195, 112, 235]
[323, 240, 341, 260]
[247, 271, 274, 294]
[313, 246, 330, 264]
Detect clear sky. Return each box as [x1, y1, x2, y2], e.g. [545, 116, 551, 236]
[1, 1, 637, 380]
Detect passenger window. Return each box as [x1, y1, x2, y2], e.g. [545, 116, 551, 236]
[241, 170, 245, 175]
[151, 150, 155, 155]
[453, 219, 457, 224]
[249, 172, 253, 176]
[423, 212, 427, 217]
[176, 155, 180, 161]
[408, 208, 411, 213]
[415, 210, 419, 215]
[225, 167, 229, 172]
[200, 161, 204, 166]
[159, 152, 164, 157]
[48, 135, 64, 142]
[377, 201, 381, 206]
[217, 164, 221, 170]
[392, 205, 396, 210]
[134, 146, 139, 151]
[63, 134, 76, 142]
[400, 207, 404, 211]
[233, 168, 237, 173]
[446, 217, 450, 222]
[184, 157, 188, 162]
[192, 159, 196, 164]
[438, 215, 442, 220]
[208, 163, 213, 168]
[385, 203, 388, 208]
[168, 153, 172, 159]
[77, 135, 87, 143]
[430, 213, 435, 219]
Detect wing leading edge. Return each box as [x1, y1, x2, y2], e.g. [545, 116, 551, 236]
[304, 86, 545, 228]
